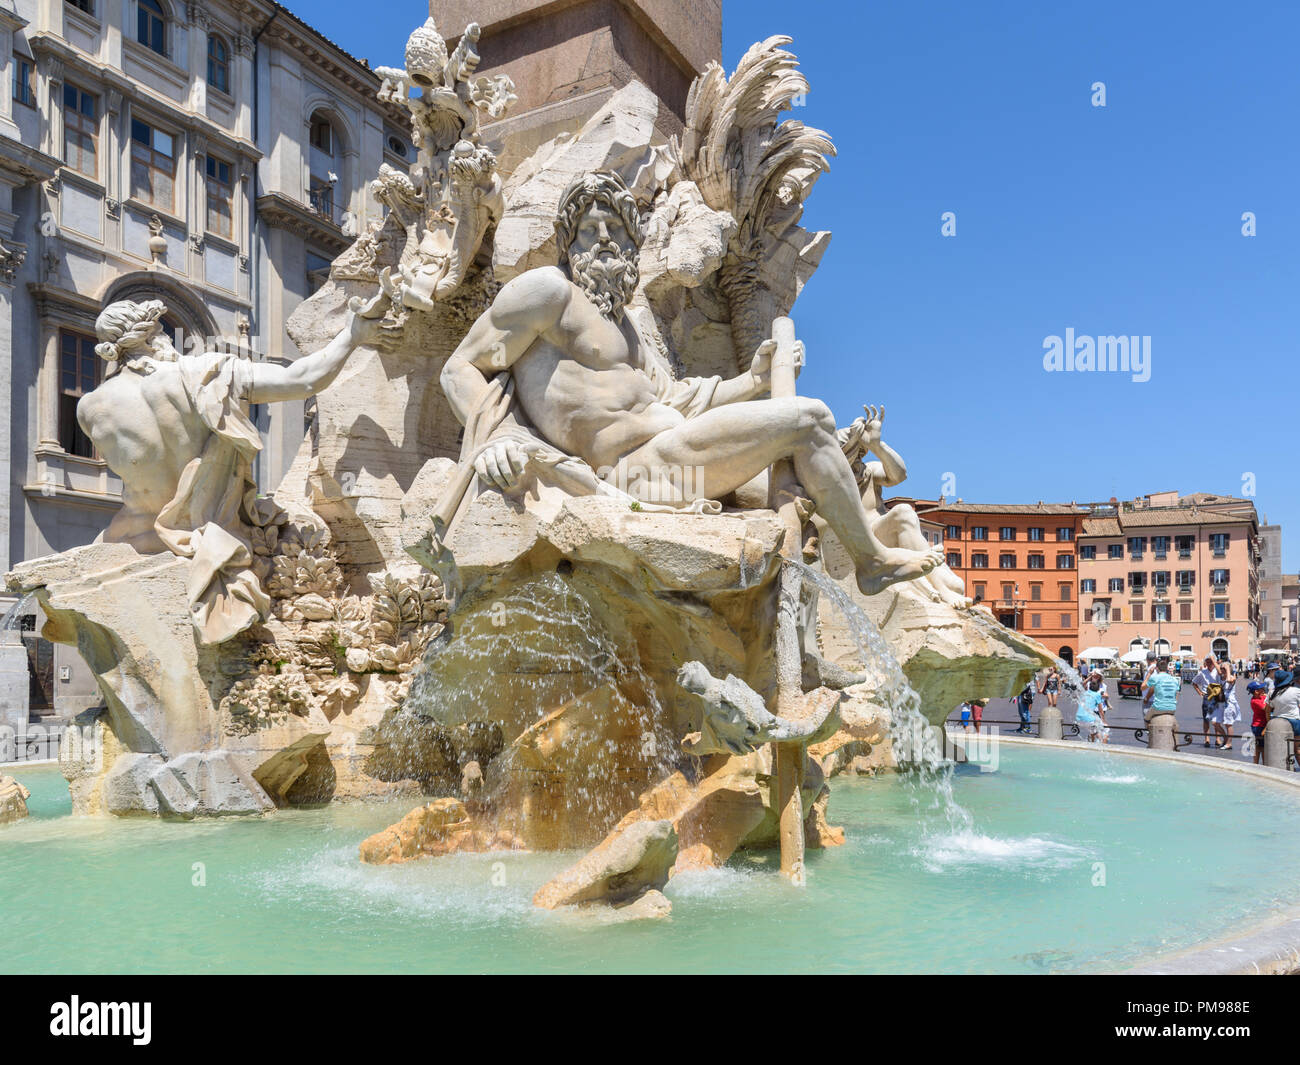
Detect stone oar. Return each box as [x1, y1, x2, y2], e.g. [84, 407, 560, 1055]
[766, 316, 810, 884]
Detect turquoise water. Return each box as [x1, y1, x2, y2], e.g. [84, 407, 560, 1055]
[3, 745, 1297, 974]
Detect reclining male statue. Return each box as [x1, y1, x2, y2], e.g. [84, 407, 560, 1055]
[438, 170, 942, 596]
[77, 291, 388, 645]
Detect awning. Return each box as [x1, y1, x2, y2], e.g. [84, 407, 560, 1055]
[1078, 646, 1118, 660]
[1120, 648, 1151, 664]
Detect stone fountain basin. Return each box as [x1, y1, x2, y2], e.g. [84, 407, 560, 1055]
[4, 742, 1298, 974]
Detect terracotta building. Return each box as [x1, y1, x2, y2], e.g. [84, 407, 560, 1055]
[1076, 492, 1260, 663]
[920, 501, 1086, 665]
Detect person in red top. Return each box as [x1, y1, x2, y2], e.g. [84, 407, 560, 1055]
[1248, 680, 1269, 765]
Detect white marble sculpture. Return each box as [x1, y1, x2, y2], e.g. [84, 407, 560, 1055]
[437, 170, 944, 596]
[836, 405, 972, 608]
[78, 292, 389, 645]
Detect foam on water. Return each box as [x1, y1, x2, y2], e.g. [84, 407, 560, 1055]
[915, 829, 1091, 874]
[1084, 772, 1144, 785]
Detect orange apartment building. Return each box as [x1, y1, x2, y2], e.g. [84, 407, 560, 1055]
[920, 502, 1086, 665]
[1076, 492, 1260, 663]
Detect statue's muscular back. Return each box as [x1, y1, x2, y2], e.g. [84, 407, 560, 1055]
[505, 266, 685, 471]
[77, 363, 208, 549]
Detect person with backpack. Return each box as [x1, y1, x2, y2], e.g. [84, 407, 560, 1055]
[1012, 679, 1035, 734]
[1193, 655, 1227, 748]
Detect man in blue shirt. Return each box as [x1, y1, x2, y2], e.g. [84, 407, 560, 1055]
[1143, 658, 1182, 748]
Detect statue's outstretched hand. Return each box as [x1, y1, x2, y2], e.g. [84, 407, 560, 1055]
[346, 292, 391, 348]
[474, 439, 528, 492]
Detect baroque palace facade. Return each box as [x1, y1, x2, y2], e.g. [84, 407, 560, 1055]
[0, 0, 415, 716]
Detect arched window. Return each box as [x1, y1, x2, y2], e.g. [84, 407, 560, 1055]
[207, 35, 230, 95]
[137, 0, 166, 55]
[309, 112, 334, 156]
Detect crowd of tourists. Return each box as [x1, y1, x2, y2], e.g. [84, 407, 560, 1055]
[953, 658, 1300, 768]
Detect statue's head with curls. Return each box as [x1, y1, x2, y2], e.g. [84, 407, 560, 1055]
[94, 299, 175, 377]
[555, 171, 643, 323]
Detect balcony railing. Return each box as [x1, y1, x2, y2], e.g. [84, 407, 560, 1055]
[308, 187, 347, 228]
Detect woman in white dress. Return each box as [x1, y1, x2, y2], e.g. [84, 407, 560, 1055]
[1218, 658, 1241, 750]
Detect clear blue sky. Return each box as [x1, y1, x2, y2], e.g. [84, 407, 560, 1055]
[301, 1, 1299, 568]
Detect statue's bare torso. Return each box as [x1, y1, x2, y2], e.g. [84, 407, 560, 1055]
[78, 364, 209, 551]
[507, 268, 681, 471]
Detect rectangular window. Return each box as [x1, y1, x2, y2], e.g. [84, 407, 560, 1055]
[1109, 577, 1123, 592]
[1108, 544, 1123, 559]
[1179, 602, 1191, 621]
[1176, 570, 1195, 589]
[944, 525, 960, 539]
[1211, 532, 1229, 557]
[1176, 535, 1194, 557]
[1079, 545, 1096, 560]
[1132, 603, 1144, 622]
[1056, 553, 1074, 569]
[1030, 584, 1041, 601]
[970, 553, 988, 569]
[12, 55, 35, 108]
[1029, 614, 1041, 629]
[1112, 607, 1122, 622]
[945, 552, 961, 568]
[999, 553, 1015, 569]
[1152, 571, 1170, 589]
[62, 84, 98, 177]
[1154, 604, 1170, 622]
[999, 526, 1015, 541]
[1212, 602, 1228, 621]
[1129, 572, 1147, 591]
[1081, 579, 1096, 594]
[1001, 583, 1014, 601]
[1056, 527, 1073, 541]
[1027, 554, 1044, 569]
[969, 526, 988, 541]
[130, 118, 176, 211]
[205, 156, 233, 238]
[1059, 582, 1072, 600]
[1028, 527, 1044, 542]
[1210, 569, 1229, 587]
[1152, 535, 1170, 558]
[973, 582, 986, 600]
[1128, 536, 1146, 558]
[1060, 614, 1070, 628]
[138, 0, 165, 54]
[66, 0, 94, 12]
[58, 330, 99, 457]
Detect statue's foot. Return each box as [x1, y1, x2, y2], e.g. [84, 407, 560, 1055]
[856, 547, 943, 597]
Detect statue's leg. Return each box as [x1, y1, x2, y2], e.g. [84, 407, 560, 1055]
[877, 505, 971, 607]
[613, 398, 942, 594]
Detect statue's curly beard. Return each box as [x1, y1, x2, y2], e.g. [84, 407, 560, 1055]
[568, 243, 639, 323]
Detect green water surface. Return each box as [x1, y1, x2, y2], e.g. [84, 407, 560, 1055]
[2, 745, 1295, 974]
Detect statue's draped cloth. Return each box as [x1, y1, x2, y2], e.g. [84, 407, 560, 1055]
[431, 311, 724, 542]
[153, 353, 277, 645]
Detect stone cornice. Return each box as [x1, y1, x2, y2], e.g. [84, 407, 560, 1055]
[255, 191, 349, 254]
[0, 0, 27, 33]
[0, 134, 60, 184]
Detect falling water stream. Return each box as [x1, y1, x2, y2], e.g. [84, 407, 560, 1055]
[793, 562, 973, 834]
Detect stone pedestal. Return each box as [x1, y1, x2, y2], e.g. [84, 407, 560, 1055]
[1145, 711, 1178, 751]
[1039, 705, 1062, 740]
[1264, 717, 1294, 770]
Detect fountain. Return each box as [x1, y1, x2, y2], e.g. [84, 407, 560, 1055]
[2, 11, 1059, 920]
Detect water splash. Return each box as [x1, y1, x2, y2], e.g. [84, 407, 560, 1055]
[793, 562, 971, 832]
[402, 573, 680, 842]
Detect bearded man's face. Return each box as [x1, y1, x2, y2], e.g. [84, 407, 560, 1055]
[566, 203, 639, 323]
